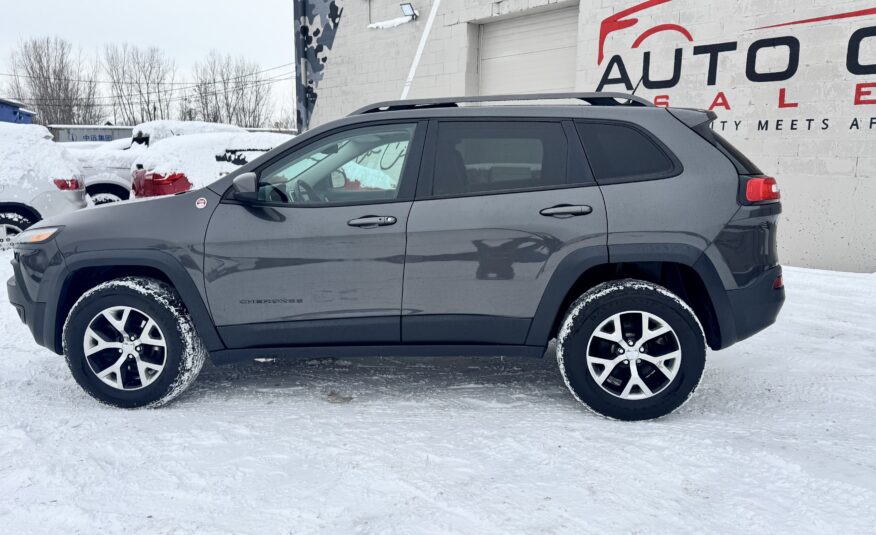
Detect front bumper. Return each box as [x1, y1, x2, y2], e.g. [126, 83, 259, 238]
[6, 241, 67, 353]
[725, 264, 785, 344]
[7, 265, 50, 350]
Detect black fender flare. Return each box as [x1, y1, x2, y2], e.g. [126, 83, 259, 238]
[525, 245, 608, 346]
[48, 250, 224, 354]
[524, 243, 737, 348]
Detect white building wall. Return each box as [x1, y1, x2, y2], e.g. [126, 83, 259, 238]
[311, 0, 876, 272]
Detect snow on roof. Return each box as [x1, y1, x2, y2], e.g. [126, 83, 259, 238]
[0, 96, 26, 108]
[132, 120, 245, 145]
[74, 137, 145, 170]
[0, 122, 53, 142]
[133, 131, 293, 189]
[48, 124, 132, 130]
[0, 123, 80, 194]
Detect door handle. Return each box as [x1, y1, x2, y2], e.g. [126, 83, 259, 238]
[539, 204, 593, 218]
[347, 215, 398, 228]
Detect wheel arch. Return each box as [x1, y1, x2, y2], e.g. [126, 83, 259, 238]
[51, 251, 223, 355]
[84, 178, 132, 194]
[526, 243, 736, 350]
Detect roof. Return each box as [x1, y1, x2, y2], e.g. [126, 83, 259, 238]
[0, 96, 27, 108]
[350, 92, 654, 115]
[48, 124, 133, 130]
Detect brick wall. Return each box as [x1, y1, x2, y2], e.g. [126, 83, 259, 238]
[310, 0, 876, 272]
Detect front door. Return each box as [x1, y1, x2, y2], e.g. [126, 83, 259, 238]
[204, 122, 424, 348]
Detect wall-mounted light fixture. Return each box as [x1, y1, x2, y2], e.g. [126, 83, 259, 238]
[400, 3, 418, 19]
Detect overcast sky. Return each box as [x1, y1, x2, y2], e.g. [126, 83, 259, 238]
[0, 0, 296, 104]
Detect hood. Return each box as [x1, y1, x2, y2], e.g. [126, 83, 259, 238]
[39, 188, 222, 259]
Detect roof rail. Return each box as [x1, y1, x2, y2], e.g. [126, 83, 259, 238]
[350, 92, 654, 115]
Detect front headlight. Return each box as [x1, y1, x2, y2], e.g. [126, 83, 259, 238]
[14, 226, 62, 246]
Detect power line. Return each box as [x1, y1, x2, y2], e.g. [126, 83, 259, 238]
[15, 75, 294, 110]
[8, 69, 294, 103]
[11, 72, 294, 106]
[0, 61, 295, 87]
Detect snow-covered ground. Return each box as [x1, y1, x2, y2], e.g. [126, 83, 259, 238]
[1, 252, 874, 534]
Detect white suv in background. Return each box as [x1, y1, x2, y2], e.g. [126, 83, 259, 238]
[67, 137, 145, 204]
[0, 123, 86, 249]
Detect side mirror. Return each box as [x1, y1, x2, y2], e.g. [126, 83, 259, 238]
[231, 172, 258, 203]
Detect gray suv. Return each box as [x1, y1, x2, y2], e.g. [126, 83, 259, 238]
[6, 93, 784, 420]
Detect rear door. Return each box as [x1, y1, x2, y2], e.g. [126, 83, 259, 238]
[204, 121, 425, 348]
[402, 118, 608, 345]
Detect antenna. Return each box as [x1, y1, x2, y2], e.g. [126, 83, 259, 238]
[631, 76, 644, 96]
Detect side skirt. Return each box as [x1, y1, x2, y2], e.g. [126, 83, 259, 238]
[210, 344, 547, 365]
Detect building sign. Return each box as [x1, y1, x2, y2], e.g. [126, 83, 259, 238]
[595, 1, 876, 135]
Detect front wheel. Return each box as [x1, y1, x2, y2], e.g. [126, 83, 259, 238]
[556, 279, 706, 421]
[63, 277, 207, 408]
[0, 212, 35, 250]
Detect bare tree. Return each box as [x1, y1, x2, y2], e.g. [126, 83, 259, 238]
[192, 51, 273, 128]
[7, 37, 104, 125]
[103, 44, 178, 124]
[270, 100, 298, 132]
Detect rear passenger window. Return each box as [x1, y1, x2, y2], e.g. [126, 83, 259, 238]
[432, 121, 567, 196]
[575, 122, 678, 182]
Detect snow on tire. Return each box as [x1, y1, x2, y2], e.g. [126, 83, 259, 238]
[63, 277, 207, 408]
[0, 212, 34, 250]
[556, 279, 706, 421]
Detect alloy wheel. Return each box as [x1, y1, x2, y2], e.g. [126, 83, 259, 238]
[586, 310, 681, 400]
[83, 306, 167, 391]
[0, 223, 23, 250]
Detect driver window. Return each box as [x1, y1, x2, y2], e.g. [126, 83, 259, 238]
[257, 124, 416, 205]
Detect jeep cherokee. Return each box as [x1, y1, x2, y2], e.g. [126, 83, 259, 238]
[6, 93, 784, 420]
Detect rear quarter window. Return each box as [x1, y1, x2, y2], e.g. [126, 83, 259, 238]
[575, 121, 681, 183]
[704, 129, 763, 175]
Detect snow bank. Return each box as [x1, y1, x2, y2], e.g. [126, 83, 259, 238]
[0, 123, 81, 198]
[341, 160, 398, 190]
[132, 120, 245, 145]
[1, 258, 875, 534]
[57, 141, 108, 152]
[132, 131, 292, 189]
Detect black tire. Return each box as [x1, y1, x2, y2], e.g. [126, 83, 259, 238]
[0, 211, 35, 250]
[556, 279, 706, 421]
[86, 184, 130, 205]
[63, 277, 207, 408]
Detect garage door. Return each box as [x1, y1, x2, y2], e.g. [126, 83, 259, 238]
[478, 7, 579, 95]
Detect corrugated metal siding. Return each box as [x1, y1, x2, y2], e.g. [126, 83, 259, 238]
[478, 7, 579, 95]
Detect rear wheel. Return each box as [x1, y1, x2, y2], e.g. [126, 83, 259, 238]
[63, 277, 207, 408]
[556, 279, 706, 420]
[87, 184, 130, 205]
[0, 212, 35, 250]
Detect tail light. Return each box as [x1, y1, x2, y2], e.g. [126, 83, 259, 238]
[773, 274, 784, 289]
[146, 172, 187, 185]
[743, 176, 780, 204]
[53, 178, 82, 190]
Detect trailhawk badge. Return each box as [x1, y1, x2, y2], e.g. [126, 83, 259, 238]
[195, 197, 208, 209]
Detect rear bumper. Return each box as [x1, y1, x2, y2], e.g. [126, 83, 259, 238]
[28, 189, 87, 220]
[724, 265, 785, 344]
